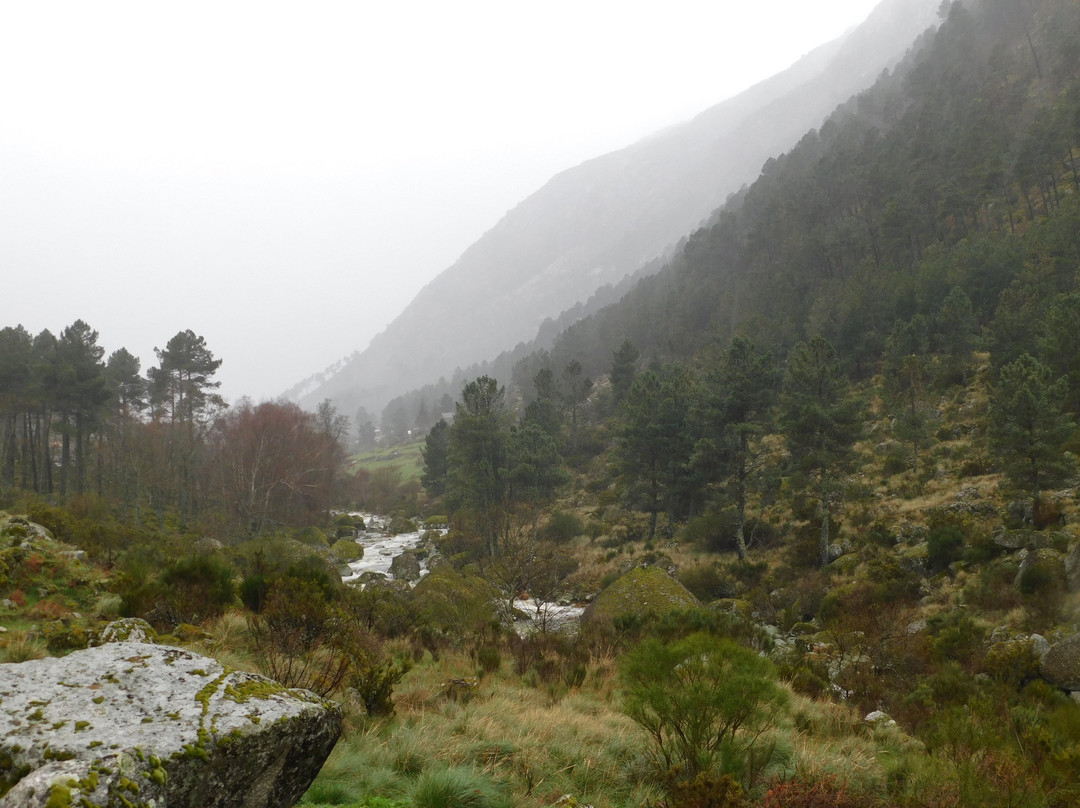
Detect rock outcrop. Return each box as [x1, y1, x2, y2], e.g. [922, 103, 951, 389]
[1040, 632, 1080, 692]
[0, 640, 341, 808]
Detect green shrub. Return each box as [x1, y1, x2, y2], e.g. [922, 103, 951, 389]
[541, 511, 585, 542]
[658, 771, 747, 808]
[284, 555, 340, 601]
[620, 632, 788, 783]
[410, 766, 511, 808]
[156, 554, 236, 627]
[240, 574, 269, 612]
[351, 655, 411, 716]
[983, 639, 1041, 687]
[927, 525, 964, 572]
[476, 645, 501, 674]
[677, 562, 735, 602]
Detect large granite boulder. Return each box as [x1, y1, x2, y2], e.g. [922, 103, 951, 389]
[581, 565, 699, 627]
[0, 642, 341, 808]
[1040, 632, 1080, 691]
[389, 550, 422, 582]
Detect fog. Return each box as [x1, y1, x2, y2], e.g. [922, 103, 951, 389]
[0, 1, 884, 403]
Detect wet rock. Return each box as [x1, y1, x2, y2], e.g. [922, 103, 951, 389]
[389, 550, 422, 581]
[0, 641, 341, 808]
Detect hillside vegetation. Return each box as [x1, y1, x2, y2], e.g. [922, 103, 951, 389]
[4, 1, 1080, 807]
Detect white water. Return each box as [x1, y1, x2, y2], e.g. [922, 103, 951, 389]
[339, 514, 432, 584]
[339, 512, 583, 633]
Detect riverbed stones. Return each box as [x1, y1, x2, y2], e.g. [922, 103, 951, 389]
[0, 641, 341, 808]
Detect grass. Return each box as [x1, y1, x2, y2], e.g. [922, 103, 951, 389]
[300, 646, 945, 808]
[350, 440, 426, 483]
[302, 648, 659, 808]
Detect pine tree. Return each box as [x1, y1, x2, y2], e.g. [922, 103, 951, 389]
[988, 353, 1075, 523]
[780, 337, 863, 567]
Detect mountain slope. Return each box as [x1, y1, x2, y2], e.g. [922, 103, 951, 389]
[288, 0, 940, 419]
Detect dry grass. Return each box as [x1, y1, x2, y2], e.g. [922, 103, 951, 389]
[308, 649, 658, 808]
[0, 630, 47, 663]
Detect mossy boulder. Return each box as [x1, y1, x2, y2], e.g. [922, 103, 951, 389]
[711, 598, 755, 621]
[330, 539, 364, 562]
[0, 641, 341, 808]
[581, 565, 699, 627]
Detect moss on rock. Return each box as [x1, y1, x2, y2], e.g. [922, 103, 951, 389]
[581, 565, 699, 627]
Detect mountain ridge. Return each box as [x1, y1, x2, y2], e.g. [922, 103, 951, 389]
[286, 0, 940, 421]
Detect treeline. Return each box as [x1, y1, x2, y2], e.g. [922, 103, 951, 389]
[0, 322, 349, 537]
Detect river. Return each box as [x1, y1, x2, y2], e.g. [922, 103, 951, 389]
[338, 513, 584, 633]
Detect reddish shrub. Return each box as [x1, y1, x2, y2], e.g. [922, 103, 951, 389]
[763, 777, 885, 808]
[9, 589, 26, 607]
[30, 598, 70, 620]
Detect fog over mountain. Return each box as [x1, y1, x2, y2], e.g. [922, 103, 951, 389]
[287, 0, 940, 420]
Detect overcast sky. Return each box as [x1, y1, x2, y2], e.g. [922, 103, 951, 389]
[0, 0, 885, 404]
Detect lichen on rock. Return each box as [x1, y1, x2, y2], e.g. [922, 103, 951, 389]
[0, 641, 341, 807]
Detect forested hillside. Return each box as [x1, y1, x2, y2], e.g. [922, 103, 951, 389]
[531, 0, 1080, 383]
[288, 0, 938, 422]
[5, 1, 1080, 807]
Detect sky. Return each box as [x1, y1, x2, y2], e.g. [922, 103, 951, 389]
[0, 0, 887, 404]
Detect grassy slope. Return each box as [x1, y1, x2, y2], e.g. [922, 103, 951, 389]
[350, 439, 426, 483]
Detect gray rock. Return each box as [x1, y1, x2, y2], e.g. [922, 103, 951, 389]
[827, 543, 849, 562]
[897, 542, 930, 575]
[1042, 633, 1080, 691]
[864, 710, 896, 726]
[1030, 634, 1051, 659]
[0, 642, 341, 808]
[1065, 542, 1080, 593]
[993, 528, 1050, 551]
[389, 550, 422, 581]
[99, 617, 157, 645]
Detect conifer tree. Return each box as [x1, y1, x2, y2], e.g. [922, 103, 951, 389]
[780, 337, 863, 567]
[988, 353, 1075, 523]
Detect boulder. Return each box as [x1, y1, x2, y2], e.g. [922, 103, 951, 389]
[0, 641, 341, 808]
[1041, 632, 1080, 691]
[98, 617, 157, 645]
[1064, 541, 1080, 593]
[1014, 548, 1067, 591]
[993, 528, 1052, 551]
[581, 565, 698, 627]
[389, 550, 422, 581]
